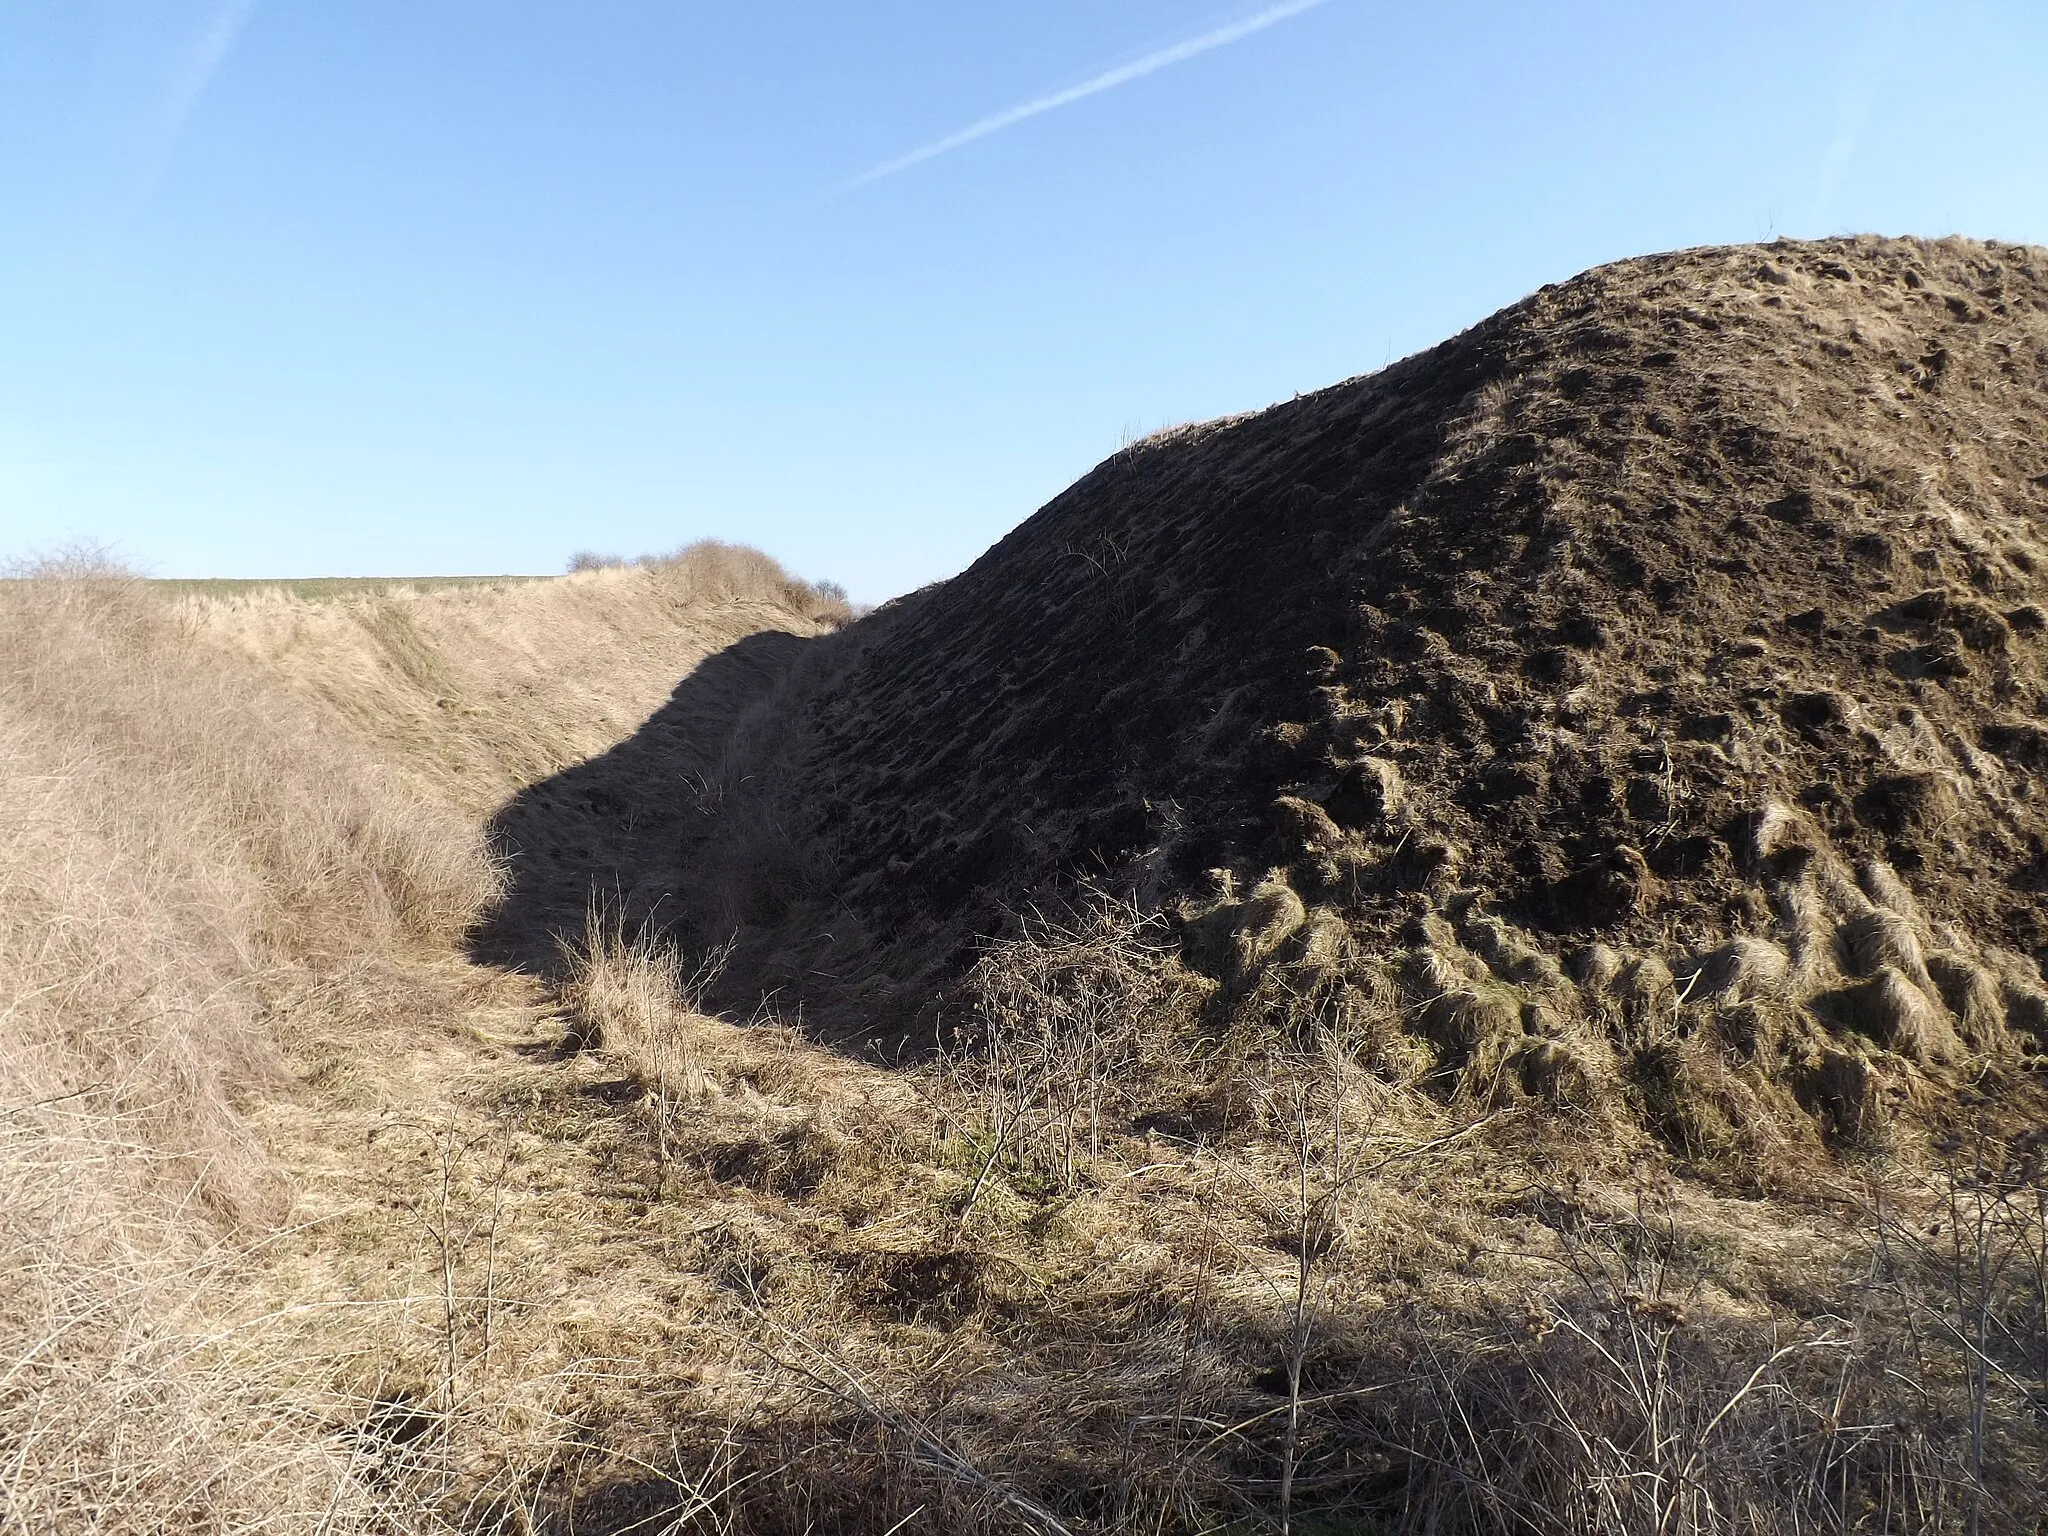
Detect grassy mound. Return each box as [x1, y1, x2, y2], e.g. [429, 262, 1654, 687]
[533, 240, 2048, 1149]
[437, 239, 2048, 1532]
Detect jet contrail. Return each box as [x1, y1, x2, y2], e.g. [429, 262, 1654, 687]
[164, 0, 262, 143]
[71, 0, 263, 264]
[1809, 0, 1908, 232]
[844, 0, 1335, 189]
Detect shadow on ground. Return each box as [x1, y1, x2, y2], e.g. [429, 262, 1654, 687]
[466, 627, 821, 983]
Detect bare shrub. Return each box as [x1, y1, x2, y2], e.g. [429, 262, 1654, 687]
[1863, 1120, 2048, 1534]
[952, 897, 1202, 1200]
[566, 539, 856, 628]
[1352, 1179, 2047, 1536]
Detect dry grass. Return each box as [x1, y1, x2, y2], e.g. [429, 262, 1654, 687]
[0, 545, 850, 1534]
[177, 539, 852, 818]
[560, 905, 729, 1163]
[484, 897, 2041, 1534]
[152, 575, 534, 600]
[0, 559, 496, 1532]
[5, 521, 2042, 1533]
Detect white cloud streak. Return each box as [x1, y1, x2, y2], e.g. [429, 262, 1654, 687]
[164, 0, 261, 146]
[1809, 0, 1908, 233]
[70, 0, 263, 253]
[845, 0, 1334, 189]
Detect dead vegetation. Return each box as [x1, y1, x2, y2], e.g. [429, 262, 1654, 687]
[0, 558, 496, 1532]
[0, 547, 847, 1533]
[425, 897, 2042, 1534]
[179, 539, 853, 818]
[7, 240, 2048, 1533]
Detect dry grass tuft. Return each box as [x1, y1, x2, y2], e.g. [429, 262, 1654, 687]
[560, 905, 727, 1156]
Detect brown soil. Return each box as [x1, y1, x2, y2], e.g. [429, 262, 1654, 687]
[486, 235, 2048, 1104]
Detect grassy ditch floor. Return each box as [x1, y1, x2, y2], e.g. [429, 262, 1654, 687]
[239, 909, 2048, 1535]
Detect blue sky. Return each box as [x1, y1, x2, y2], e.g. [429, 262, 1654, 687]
[2, 1, 2043, 601]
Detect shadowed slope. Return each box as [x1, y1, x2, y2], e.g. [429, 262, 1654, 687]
[468, 628, 819, 976]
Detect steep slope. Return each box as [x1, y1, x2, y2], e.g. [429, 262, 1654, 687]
[594, 238, 2048, 1103]
[179, 544, 849, 819]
